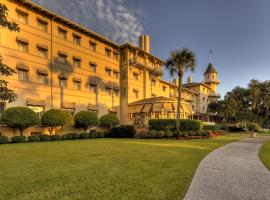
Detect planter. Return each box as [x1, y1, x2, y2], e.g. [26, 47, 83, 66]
[250, 132, 257, 138]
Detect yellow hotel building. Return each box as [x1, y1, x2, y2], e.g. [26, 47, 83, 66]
[1, 0, 220, 127]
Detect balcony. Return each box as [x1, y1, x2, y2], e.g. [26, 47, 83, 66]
[129, 58, 163, 76]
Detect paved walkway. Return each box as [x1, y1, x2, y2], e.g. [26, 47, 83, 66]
[184, 137, 270, 200]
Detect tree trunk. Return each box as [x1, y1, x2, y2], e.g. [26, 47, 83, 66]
[19, 127, 23, 136]
[176, 72, 183, 139]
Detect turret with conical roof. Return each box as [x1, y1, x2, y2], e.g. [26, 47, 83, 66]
[203, 63, 220, 93]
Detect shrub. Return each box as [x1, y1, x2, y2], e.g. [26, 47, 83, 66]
[202, 131, 211, 138]
[148, 130, 157, 138]
[181, 132, 188, 138]
[11, 136, 26, 143]
[27, 135, 40, 142]
[97, 132, 105, 138]
[41, 109, 73, 135]
[109, 125, 136, 138]
[0, 135, 9, 144]
[62, 133, 73, 140]
[1, 107, 39, 136]
[138, 130, 149, 139]
[156, 130, 164, 139]
[39, 134, 50, 141]
[247, 122, 260, 132]
[89, 131, 98, 138]
[188, 131, 196, 136]
[74, 111, 99, 132]
[99, 114, 119, 128]
[164, 131, 174, 138]
[148, 119, 202, 132]
[203, 125, 222, 131]
[79, 132, 90, 139]
[71, 133, 80, 139]
[50, 135, 61, 141]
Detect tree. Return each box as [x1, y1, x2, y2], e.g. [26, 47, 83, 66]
[74, 111, 99, 132]
[1, 107, 40, 136]
[165, 49, 196, 139]
[41, 109, 74, 135]
[0, 2, 20, 102]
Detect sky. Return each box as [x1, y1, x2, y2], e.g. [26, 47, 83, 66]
[31, 0, 270, 97]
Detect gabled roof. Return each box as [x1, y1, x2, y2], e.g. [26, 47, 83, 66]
[204, 63, 217, 75]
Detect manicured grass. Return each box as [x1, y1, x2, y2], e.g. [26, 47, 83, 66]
[259, 140, 270, 171]
[0, 134, 246, 200]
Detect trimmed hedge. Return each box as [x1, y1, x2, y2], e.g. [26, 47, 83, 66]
[89, 132, 98, 138]
[27, 135, 40, 142]
[0, 135, 9, 144]
[39, 134, 50, 141]
[149, 119, 202, 132]
[62, 133, 73, 140]
[156, 130, 164, 139]
[50, 135, 61, 141]
[99, 114, 119, 128]
[203, 125, 222, 131]
[109, 125, 136, 138]
[11, 136, 26, 143]
[79, 132, 89, 139]
[71, 133, 80, 139]
[74, 111, 99, 131]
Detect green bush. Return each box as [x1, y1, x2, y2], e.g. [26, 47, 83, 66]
[89, 131, 98, 138]
[11, 136, 26, 143]
[247, 122, 260, 132]
[202, 131, 211, 138]
[164, 131, 174, 138]
[27, 135, 40, 142]
[203, 125, 221, 131]
[109, 125, 136, 138]
[62, 133, 73, 140]
[138, 130, 149, 139]
[148, 119, 202, 132]
[97, 132, 105, 138]
[39, 134, 50, 141]
[50, 135, 61, 141]
[148, 130, 157, 138]
[156, 130, 164, 139]
[1, 107, 39, 136]
[74, 111, 99, 132]
[79, 132, 90, 139]
[99, 114, 119, 128]
[41, 109, 73, 135]
[71, 133, 80, 139]
[0, 135, 9, 144]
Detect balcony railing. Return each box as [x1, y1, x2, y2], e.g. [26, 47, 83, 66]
[129, 58, 163, 76]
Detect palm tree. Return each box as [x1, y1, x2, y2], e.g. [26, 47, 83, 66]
[165, 48, 196, 139]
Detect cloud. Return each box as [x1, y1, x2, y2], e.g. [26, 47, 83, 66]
[31, 0, 144, 44]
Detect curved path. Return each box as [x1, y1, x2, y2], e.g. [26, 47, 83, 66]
[184, 137, 270, 200]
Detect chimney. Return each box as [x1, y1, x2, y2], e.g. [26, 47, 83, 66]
[139, 34, 150, 53]
[187, 76, 193, 83]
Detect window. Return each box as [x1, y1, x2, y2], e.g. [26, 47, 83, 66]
[89, 109, 98, 115]
[89, 63, 96, 72]
[133, 72, 139, 80]
[18, 69, 28, 81]
[37, 19, 48, 32]
[105, 87, 112, 95]
[17, 10, 28, 24]
[62, 108, 75, 116]
[133, 90, 139, 98]
[0, 102, 5, 114]
[113, 52, 119, 61]
[163, 86, 167, 92]
[113, 71, 119, 79]
[73, 58, 81, 68]
[105, 68, 112, 76]
[58, 53, 67, 64]
[105, 48, 111, 57]
[17, 41, 28, 53]
[73, 34, 81, 45]
[73, 81, 81, 90]
[89, 42, 96, 51]
[59, 78, 67, 88]
[58, 28, 67, 40]
[89, 84, 97, 93]
[28, 106, 44, 116]
[37, 47, 48, 58]
[38, 73, 48, 84]
[155, 112, 160, 119]
[113, 89, 119, 97]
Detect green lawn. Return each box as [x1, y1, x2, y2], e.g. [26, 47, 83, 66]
[0, 134, 246, 200]
[259, 140, 270, 171]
